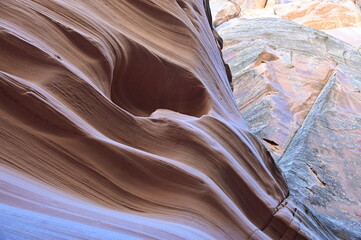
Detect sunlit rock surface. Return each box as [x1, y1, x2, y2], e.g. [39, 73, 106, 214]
[210, 0, 268, 15]
[212, 0, 242, 27]
[274, 0, 361, 30]
[325, 27, 361, 49]
[220, 17, 361, 239]
[0, 0, 342, 239]
[211, 0, 361, 48]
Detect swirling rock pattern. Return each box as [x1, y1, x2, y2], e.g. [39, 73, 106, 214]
[0, 0, 338, 239]
[220, 17, 361, 239]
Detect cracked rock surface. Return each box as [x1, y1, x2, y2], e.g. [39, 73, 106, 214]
[219, 17, 361, 239]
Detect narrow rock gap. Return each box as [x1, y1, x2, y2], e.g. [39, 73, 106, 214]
[307, 163, 327, 186]
[262, 138, 279, 146]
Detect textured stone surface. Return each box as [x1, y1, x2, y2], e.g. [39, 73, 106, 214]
[211, 0, 361, 41]
[213, 1, 241, 27]
[220, 17, 361, 239]
[274, 0, 361, 30]
[0, 1, 339, 239]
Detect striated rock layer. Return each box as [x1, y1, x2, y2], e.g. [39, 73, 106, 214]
[0, 0, 339, 239]
[220, 17, 361, 239]
[211, 0, 361, 49]
[273, 0, 361, 30]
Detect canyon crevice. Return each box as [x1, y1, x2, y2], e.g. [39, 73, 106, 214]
[0, 0, 360, 239]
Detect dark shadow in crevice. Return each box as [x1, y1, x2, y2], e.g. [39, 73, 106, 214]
[111, 43, 211, 117]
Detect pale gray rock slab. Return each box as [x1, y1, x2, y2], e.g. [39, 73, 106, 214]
[219, 17, 361, 239]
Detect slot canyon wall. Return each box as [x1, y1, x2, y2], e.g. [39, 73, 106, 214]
[0, 0, 359, 240]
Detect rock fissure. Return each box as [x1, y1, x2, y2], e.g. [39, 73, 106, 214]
[278, 69, 337, 161]
[307, 163, 327, 186]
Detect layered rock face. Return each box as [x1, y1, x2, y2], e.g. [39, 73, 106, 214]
[211, 0, 361, 48]
[211, 2, 361, 237]
[0, 0, 341, 239]
[274, 0, 361, 30]
[220, 17, 361, 240]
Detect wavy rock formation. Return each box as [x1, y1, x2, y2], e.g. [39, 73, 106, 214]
[0, 0, 341, 239]
[220, 17, 361, 239]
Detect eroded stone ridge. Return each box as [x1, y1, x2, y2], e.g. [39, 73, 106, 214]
[0, 0, 338, 239]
